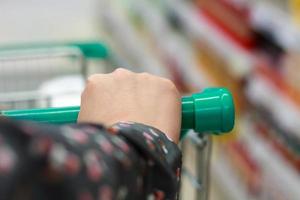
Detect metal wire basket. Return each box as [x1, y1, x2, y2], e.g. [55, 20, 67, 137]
[0, 42, 109, 110]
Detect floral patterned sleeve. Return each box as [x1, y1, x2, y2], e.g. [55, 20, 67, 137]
[0, 118, 181, 200]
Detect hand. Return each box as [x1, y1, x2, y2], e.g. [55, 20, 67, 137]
[78, 68, 181, 143]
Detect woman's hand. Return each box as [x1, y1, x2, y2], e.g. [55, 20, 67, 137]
[78, 68, 181, 143]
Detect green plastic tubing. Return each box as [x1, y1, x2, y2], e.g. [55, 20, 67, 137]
[0, 41, 109, 59]
[1, 88, 235, 138]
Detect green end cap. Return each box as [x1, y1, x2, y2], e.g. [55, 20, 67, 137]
[181, 87, 235, 135]
[69, 42, 109, 59]
[220, 89, 235, 133]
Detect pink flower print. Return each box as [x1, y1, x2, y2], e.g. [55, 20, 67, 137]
[0, 146, 16, 174]
[21, 124, 36, 136]
[176, 168, 181, 181]
[79, 191, 94, 200]
[98, 185, 113, 200]
[85, 151, 102, 182]
[143, 132, 154, 141]
[72, 131, 89, 144]
[146, 139, 155, 150]
[49, 143, 67, 171]
[154, 190, 165, 200]
[31, 137, 52, 155]
[112, 137, 129, 153]
[118, 142, 129, 153]
[62, 127, 88, 145]
[87, 162, 102, 182]
[83, 126, 98, 135]
[99, 141, 114, 155]
[95, 135, 114, 154]
[64, 153, 81, 176]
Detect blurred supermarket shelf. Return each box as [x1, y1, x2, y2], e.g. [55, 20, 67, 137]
[211, 115, 300, 200]
[246, 73, 300, 138]
[165, 0, 254, 79]
[98, 0, 170, 77]
[241, 117, 300, 199]
[1, 0, 300, 199]
[250, 1, 300, 51]
[0, 0, 101, 43]
[116, 0, 209, 89]
[212, 152, 250, 200]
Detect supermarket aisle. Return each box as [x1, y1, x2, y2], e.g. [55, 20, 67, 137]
[1, 0, 300, 199]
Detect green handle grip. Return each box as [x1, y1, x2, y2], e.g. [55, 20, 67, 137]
[181, 88, 234, 137]
[0, 41, 109, 59]
[1, 88, 235, 137]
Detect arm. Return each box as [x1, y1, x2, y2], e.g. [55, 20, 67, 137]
[0, 119, 181, 200]
[0, 68, 182, 200]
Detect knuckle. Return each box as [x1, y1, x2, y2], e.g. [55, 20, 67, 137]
[86, 74, 99, 85]
[85, 74, 101, 92]
[161, 78, 179, 95]
[162, 78, 175, 88]
[138, 72, 152, 80]
[112, 68, 132, 77]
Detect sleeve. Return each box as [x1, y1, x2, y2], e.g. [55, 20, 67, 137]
[0, 118, 182, 200]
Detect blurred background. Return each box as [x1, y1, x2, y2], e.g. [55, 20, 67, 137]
[0, 0, 300, 199]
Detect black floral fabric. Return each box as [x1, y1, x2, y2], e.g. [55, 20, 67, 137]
[0, 118, 181, 200]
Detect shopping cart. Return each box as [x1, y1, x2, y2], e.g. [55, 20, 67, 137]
[0, 41, 110, 110]
[0, 43, 234, 200]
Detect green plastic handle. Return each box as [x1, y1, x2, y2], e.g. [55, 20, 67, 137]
[1, 88, 235, 138]
[0, 41, 109, 59]
[181, 88, 235, 137]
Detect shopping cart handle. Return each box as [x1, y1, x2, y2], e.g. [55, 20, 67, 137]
[1, 88, 234, 138]
[181, 88, 234, 137]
